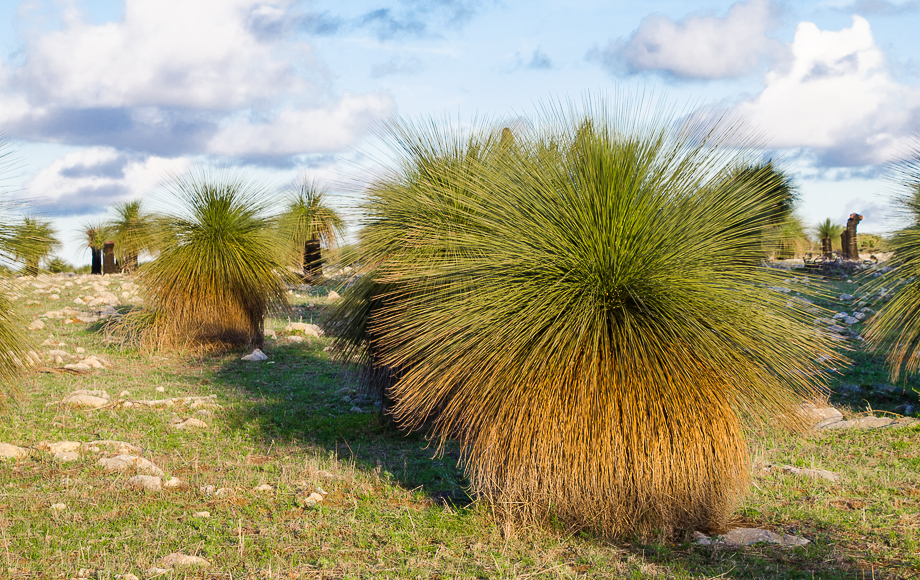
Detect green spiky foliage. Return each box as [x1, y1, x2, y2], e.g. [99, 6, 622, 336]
[329, 102, 838, 539]
[9, 216, 60, 275]
[132, 169, 293, 350]
[815, 218, 844, 253]
[723, 161, 800, 258]
[47, 257, 74, 273]
[277, 180, 346, 282]
[773, 215, 811, 259]
[106, 200, 158, 273]
[865, 156, 920, 380]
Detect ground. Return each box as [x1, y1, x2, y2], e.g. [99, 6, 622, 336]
[0, 270, 918, 579]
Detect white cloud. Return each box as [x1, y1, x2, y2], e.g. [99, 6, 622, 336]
[606, 0, 782, 79]
[206, 92, 395, 157]
[24, 147, 189, 215]
[733, 16, 920, 165]
[16, 0, 303, 110]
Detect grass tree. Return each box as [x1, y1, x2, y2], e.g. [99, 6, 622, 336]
[815, 218, 844, 255]
[80, 220, 110, 274]
[278, 180, 346, 282]
[330, 101, 838, 539]
[132, 169, 293, 350]
[865, 155, 920, 379]
[106, 200, 158, 273]
[10, 216, 60, 275]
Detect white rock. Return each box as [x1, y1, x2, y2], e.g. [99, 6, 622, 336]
[126, 475, 162, 492]
[80, 357, 105, 369]
[696, 527, 809, 547]
[820, 416, 895, 430]
[53, 451, 80, 462]
[832, 312, 849, 320]
[0, 442, 29, 460]
[839, 293, 855, 301]
[119, 390, 130, 397]
[50, 503, 67, 512]
[298, 492, 325, 507]
[49, 294, 60, 300]
[163, 477, 182, 489]
[193, 511, 210, 518]
[241, 349, 268, 361]
[843, 316, 859, 325]
[172, 418, 208, 431]
[75, 347, 85, 354]
[64, 362, 92, 372]
[73, 297, 84, 305]
[47, 349, 69, 357]
[283, 322, 322, 336]
[775, 464, 839, 482]
[96, 455, 164, 476]
[84, 440, 142, 455]
[283, 335, 305, 343]
[253, 484, 273, 492]
[327, 290, 341, 301]
[160, 553, 210, 569]
[54, 356, 63, 364]
[61, 393, 108, 408]
[155, 386, 165, 393]
[199, 485, 216, 495]
[27, 320, 45, 331]
[146, 567, 171, 577]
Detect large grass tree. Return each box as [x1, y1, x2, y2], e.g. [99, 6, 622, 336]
[133, 169, 292, 350]
[330, 101, 838, 539]
[10, 216, 60, 275]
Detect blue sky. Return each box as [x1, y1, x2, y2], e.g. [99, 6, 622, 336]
[2, 0, 920, 264]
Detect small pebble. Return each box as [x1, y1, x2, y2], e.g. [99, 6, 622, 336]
[50, 503, 66, 511]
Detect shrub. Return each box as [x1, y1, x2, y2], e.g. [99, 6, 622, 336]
[329, 101, 837, 539]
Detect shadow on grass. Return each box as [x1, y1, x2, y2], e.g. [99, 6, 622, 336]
[212, 340, 471, 506]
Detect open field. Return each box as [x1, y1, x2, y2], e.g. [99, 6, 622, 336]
[0, 270, 918, 579]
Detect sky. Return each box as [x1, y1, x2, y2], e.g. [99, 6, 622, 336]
[2, 0, 920, 266]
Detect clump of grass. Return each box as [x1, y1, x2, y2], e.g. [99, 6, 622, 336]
[332, 98, 839, 539]
[125, 168, 293, 350]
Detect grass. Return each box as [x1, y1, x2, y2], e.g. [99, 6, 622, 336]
[0, 271, 917, 579]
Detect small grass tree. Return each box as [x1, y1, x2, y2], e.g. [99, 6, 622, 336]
[10, 216, 60, 275]
[278, 180, 346, 282]
[106, 200, 159, 273]
[330, 100, 838, 539]
[80, 220, 110, 274]
[133, 169, 292, 350]
[815, 218, 844, 255]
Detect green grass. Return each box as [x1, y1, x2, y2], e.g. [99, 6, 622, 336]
[0, 271, 918, 579]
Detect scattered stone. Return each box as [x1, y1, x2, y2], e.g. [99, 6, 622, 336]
[327, 290, 341, 301]
[283, 322, 322, 336]
[853, 312, 867, 321]
[75, 347, 85, 354]
[84, 440, 142, 455]
[281, 335, 304, 344]
[49, 294, 59, 301]
[820, 416, 895, 430]
[193, 511, 210, 518]
[60, 393, 108, 408]
[50, 503, 67, 512]
[119, 390, 130, 397]
[63, 362, 92, 372]
[774, 464, 839, 482]
[894, 403, 916, 416]
[350, 406, 363, 413]
[264, 329, 276, 339]
[47, 349, 69, 357]
[241, 349, 268, 361]
[27, 320, 45, 331]
[214, 487, 231, 497]
[253, 484, 273, 492]
[798, 403, 843, 429]
[880, 417, 920, 429]
[145, 567, 171, 577]
[0, 443, 29, 460]
[155, 386, 165, 393]
[172, 418, 208, 431]
[160, 553, 210, 569]
[199, 485, 216, 495]
[54, 451, 80, 462]
[126, 475, 162, 492]
[827, 324, 847, 335]
[96, 455, 164, 476]
[832, 312, 849, 320]
[114, 574, 139, 580]
[839, 293, 854, 301]
[695, 527, 809, 547]
[296, 492, 325, 508]
[163, 477, 182, 489]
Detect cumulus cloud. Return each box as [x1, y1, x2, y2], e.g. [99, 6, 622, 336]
[206, 92, 395, 158]
[24, 148, 189, 216]
[0, 0, 394, 161]
[593, 0, 783, 79]
[732, 16, 920, 166]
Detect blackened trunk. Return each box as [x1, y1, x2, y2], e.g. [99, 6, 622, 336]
[103, 242, 117, 274]
[303, 237, 323, 282]
[91, 247, 102, 275]
[821, 237, 832, 257]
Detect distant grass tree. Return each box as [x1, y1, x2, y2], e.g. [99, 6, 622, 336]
[10, 216, 60, 275]
[278, 180, 346, 282]
[328, 102, 837, 539]
[131, 169, 293, 350]
[815, 218, 844, 255]
[106, 200, 159, 273]
[80, 220, 110, 274]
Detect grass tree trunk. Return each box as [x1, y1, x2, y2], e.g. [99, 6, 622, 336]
[91, 247, 102, 275]
[821, 237, 832, 257]
[302, 237, 323, 283]
[103, 242, 117, 274]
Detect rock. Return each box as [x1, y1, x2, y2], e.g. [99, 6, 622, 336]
[27, 320, 45, 331]
[853, 312, 867, 321]
[839, 293, 854, 301]
[777, 465, 839, 482]
[146, 567, 171, 577]
[155, 386, 165, 393]
[64, 362, 92, 372]
[0, 442, 29, 460]
[50, 503, 67, 512]
[327, 290, 341, 301]
[172, 418, 208, 430]
[282, 335, 304, 343]
[163, 477, 182, 489]
[241, 349, 268, 361]
[160, 553, 210, 569]
[54, 451, 80, 462]
[832, 312, 849, 320]
[820, 416, 895, 430]
[114, 575, 139, 580]
[40, 441, 81, 454]
[214, 487, 231, 497]
[199, 485, 216, 495]
[297, 492, 325, 507]
[126, 475, 162, 492]
[84, 440, 142, 455]
[47, 349, 69, 357]
[283, 322, 322, 336]
[879, 417, 920, 429]
[75, 347, 85, 354]
[193, 511, 210, 518]
[350, 406, 363, 413]
[96, 455, 164, 476]
[119, 390, 130, 397]
[798, 403, 843, 428]
[843, 316, 859, 325]
[894, 404, 916, 416]
[49, 294, 59, 300]
[695, 527, 809, 547]
[79, 356, 105, 369]
[253, 484, 273, 492]
[264, 329, 277, 339]
[61, 394, 108, 408]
